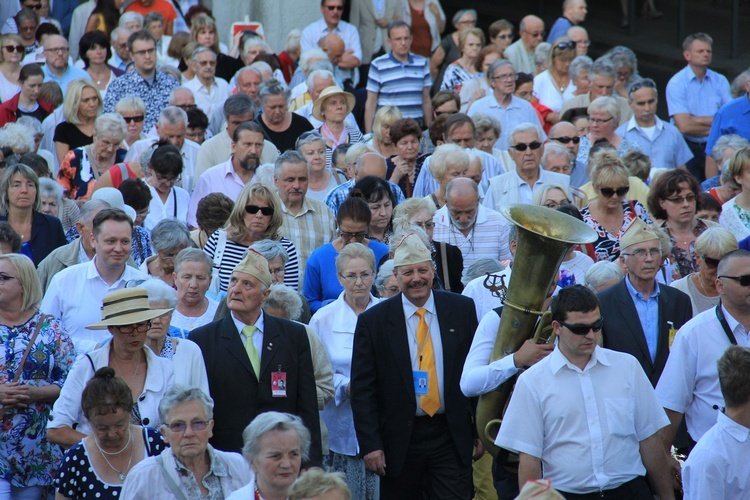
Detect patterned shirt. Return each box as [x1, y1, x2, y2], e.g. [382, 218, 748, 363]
[661, 218, 711, 280]
[580, 200, 653, 262]
[103, 71, 179, 132]
[367, 52, 431, 120]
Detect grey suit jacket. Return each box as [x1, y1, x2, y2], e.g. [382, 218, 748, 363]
[350, 0, 400, 64]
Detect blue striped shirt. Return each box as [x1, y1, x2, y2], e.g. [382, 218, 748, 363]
[367, 52, 431, 120]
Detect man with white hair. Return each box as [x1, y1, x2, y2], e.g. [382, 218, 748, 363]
[294, 69, 359, 130]
[541, 141, 573, 176]
[108, 27, 133, 70]
[289, 47, 331, 96]
[184, 47, 229, 120]
[560, 57, 633, 126]
[235, 66, 264, 106]
[484, 123, 569, 211]
[503, 15, 545, 74]
[547, 0, 587, 42]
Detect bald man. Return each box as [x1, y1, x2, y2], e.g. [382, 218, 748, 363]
[41, 35, 89, 95]
[567, 26, 590, 56]
[503, 15, 545, 74]
[548, 0, 587, 42]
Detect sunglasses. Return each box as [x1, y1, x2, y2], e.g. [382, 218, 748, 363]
[245, 205, 274, 216]
[325, 5, 344, 11]
[628, 79, 657, 95]
[554, 41, 576, 50]
[719, 274, 750, 287]
[512, 141, 542, 152]
[551, 136, 580, 145]
[702, 256, 720, 269]
[599, 186, 629, 198]
[560, 316, 605, 335]
[123, 115, 144, 123]
[3, 45, 24, 53]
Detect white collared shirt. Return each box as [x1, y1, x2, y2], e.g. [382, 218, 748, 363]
[144, 184, 190, 232]
[231, 310, 266, 355]
[124, 137, 201, 194]
[184, 76, 230, 123]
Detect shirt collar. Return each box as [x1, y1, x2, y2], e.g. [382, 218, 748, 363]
[173, 445, 230, 478]
[625, 115, 664, 132]
[624, 275, 660, 301]
[401, 290, 435, 318]
[549, 344, 611, 374]
[513, 166, 544, 188]
[717, 411, 750, 443]
[231, 310, 265, 337]
[280, 197, 313, 216]
[722, 304, 747, 337]
[387, 51, 414, 65]
[85, 256, 127, 283]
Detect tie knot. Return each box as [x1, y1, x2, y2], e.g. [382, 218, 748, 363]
[242, 325, 257, 340]
[416, 307, 426, 320]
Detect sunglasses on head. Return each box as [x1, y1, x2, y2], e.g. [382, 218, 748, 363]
[560, 316, 605, 335]
[245, 205, 274, 216]
[599, 186, 629, 198]
[551, 135, 580, 145]
[554, 41, 576, 51]
[719, 274, 750, 287]
[628, 79, 657, 95]
[512, 141, 542, 152]
[702, 256, 720, 269]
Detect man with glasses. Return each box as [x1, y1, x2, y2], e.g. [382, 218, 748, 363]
[107, 27, 133, 71]
[184, 47, 228, 122]
[503, 15, 545, 75]
[548, 121, 581, 156]
[41, 35, 88, 96]
[560, 57, 633, 126]
[467, 60, 544, 150]
[103, 30, 178, 132]
[657, 249, 750, 480]
[548, 0, 587, 43]
[616, 78, 693, 170]
[497, 284, 674, 499]
[567, 26, 590, 56]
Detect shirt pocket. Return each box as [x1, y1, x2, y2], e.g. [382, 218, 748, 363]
[604, 398, 635, 437]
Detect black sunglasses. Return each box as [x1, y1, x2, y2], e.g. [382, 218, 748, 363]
[628, 79, 657, 95]
[554, 41, 576, 51]
[599, 186, 629, 198]
[551, 136, 580, 145]
[123, 115, 144, 123]
[245, 205, 274, 216]
[719, 274, 750, 287]
[702, 256, 720, 269]
[560, 316, 605, 335]
[512, 141, 542, 152]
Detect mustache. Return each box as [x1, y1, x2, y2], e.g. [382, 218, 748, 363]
[407, 280, 428, 288]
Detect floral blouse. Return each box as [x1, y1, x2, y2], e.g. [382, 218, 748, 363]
[661, 218, 711, 280]
[580, 200, 653, 262]
[57, 147, 127, 201]
[0, 312, 75, 488]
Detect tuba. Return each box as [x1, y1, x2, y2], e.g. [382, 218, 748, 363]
[476, 204, 597, 457]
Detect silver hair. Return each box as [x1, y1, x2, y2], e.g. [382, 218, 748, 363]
[118, 11, 143, 29]
[295, 131, 325, 151]
[94, 113, 127, 142]
[143, 11, 165, 27]
[262, 284, 302, 321]
[285, 29, 302, 53]
[253, 163, 276, 188]
[191, 45, 217, 62]
[509, 122, 540, 146]
[461, 258, 504, 287]
[534, 42, 551, 66]
[694, 226, 739, 258]
[472, 113, 501, 138]
[306, 69, 335, 94]
[169, 86, 194, 104]
[249, 61, 273, 79]
[151, 219, 192, 253]
[428, 143, 469, 180]
[451, 9, 477, 27]
[299, 48, 329, 73]
[115, 95, 147, 116]
[336, 242, 375, 275]
[242, 37, 269, 58]
[274, 150, 308, 179]
[584, 261, 623, 291]
[346, 143, 376, 169]
[388, 226, 430, 255]
[605, 46, 638, 79]
[16, 116, 42, 136]
[138, 278, 178, 308]
[590, 57, 616, 79]
[0, 122, 34, 153]
[249, 239, 289, 265]
[486, 59, 513, 83]
[354, 151, 385, 174]
[258, 79, 291, 104]
[392, 197, 436, 227]
[110, 27, 132, 42]
[374, 259, 395, 291]
[39, 177, 62, 204]
[78, 199, 110, 225]
[241, 411, 311, 462]
[158, 385, 214, 425]
[568, 55, 593, 80]
[158, 106, 188, 128]
[223, 93, 256, 120]
[711, 134, 750, 164]
[587, 96, 620, 123]
[541, 142, 572, 167]
[174, 247, 213, 276]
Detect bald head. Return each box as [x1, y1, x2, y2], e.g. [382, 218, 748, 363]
[169, 87, 195, 107]
[519, 15, 545, 51]
[446, 177, 479, 199]
[563, 0, 587, 24]
[318, 33, 345, 65]
[356, 152, 387, 179]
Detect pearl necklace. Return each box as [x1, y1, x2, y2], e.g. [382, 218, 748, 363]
[95, 429, 133, 482]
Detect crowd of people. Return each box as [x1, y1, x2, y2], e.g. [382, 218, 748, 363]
[0, 0, 750, 498]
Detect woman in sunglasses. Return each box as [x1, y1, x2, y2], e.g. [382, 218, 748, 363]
[114, 96, 148, 149]
[203, 182, 299, 293]
[533, 38, 578, 126]
[0, 34, 24, 103]
[580, 149, 652, 262]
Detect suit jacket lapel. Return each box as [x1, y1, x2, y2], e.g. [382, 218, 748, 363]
[614, 281, 653, 366]
[435, 292, 457, 392]
[260, 315, 281, 378]
[221, 317, 256, 378]
[655, 285, 670, 366]
[384, 296, 417, 399]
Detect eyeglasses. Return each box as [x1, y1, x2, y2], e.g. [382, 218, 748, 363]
[340, 272, 374, 283]
[622, 248, 661, 259]
[589, 116, 614, 125]
[269, 267, 285, 276]
[154, 173, 181, 184]
[560, 316, 604, 335]
[339, 230, 367, 241]
[166, 420, 210, 433]
[628, 79, 657, 95]
[45, 47, 69, 54]
[131, 48, 156, 57]
[381, 285, 400, 294]
[491, 73, 517, 81]
[719, 274, 750, 286]
[325, 5, 344, 11]
[175, 103, 197, 111]
[702, 255, 720, 269]
[123, 115, 145, 123]
[511, 141, 542, 152]
[0, 275, 17, 285]
[245, 205, 274, 216]
[412, 220, 435, 230]
[25, 3, 43, 9]
[523, 30, 546, 38]
[554, 41, 576, 51]
[543, 200, 570, 209]
[664, 194, 696, 204]
[599, 186, 629, 198]
[116, 321, 152, 334]
[3, 45, 24, 53]
[458, 19, 476, 25]
[550, 136, 580, 145]
[495, 34, 513, 40]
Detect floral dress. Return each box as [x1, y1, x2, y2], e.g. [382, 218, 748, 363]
[0, 312, 75, 488]
[57, 147, 128, 201]
[580, 200, 653, 262]
[661, 219, 711, 280]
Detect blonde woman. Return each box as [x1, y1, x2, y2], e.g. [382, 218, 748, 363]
[366, 105, 402, 158]
[720, 148, 750, 241]
[188, 14, 243, 82]
[53, 79, 102, 165]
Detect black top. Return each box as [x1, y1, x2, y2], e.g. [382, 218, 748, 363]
[53, 121, 93, 151]
[0, 211, 67, 267]
[256, 113, 313, 153]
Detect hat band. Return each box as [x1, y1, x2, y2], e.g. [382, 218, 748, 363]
[102, 307, 152, 321]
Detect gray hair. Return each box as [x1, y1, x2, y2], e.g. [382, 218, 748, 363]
[711, 134, 750, 164]
[94, 113, 127, 142]
[472, 113, 501, 138]
[143, 11, 165, 27]
[258, 79, 291, 104]
[731, 71, 749, 99]
[191, 45, 216, 62]
[169, 86, 194, 104]
[694, 226, 739, 258]
[428, 143, 469, 180]
[486, 59, 513, 83]
[262, 284, 302, 321]
[347, 143, 376, 170]
[0, 123, 34, 153]
[306, 69, 335, 94]
[110, 27, 132, 43]
[174, 247, 213, 276]
[138, 278, 178, 308]
[151, 219, 192, 253]
[299, 48, 329, 73]
[158, 385, 214, 425]
[392, 197, 436, 228]
[590, 57, 616, 80]
[389, 226, 430, 255]
[16, 116, 42, 136]
[242, 37, 269, 58]
[241, 411, 311, 462]
[249, 239, 290, 264]
[285, 29, 301, 53]
[158, 106, 188, 128]
[306, 60, 335, 77]
[79, 199, 110, 226]
[274, 150, 308, 179]
[588, 96, 620, 124]
[115, 95, 147, 116]
[118, 11, 143, 29]
[531, 183, 571, 206]
[541, 142, 572, 167]
[39, 177, 62, 204]
[374, 259, 395, 291]
[295, 131, 325, 150]
[224, 93, 256, 119]
[509, 122, 540, 146]
[452, 9, 477, 28]
[336, 242, 375, 274]
[249, 61, 273, 79]
[534, 42, 551, 67]
[584, 261, 623, 291]
[461, 258, 504, 286]
[569, 55, 593, 80]
[606, 46, 638, 80]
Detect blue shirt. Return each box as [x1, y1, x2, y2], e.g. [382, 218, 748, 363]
[704, 95, 750, 156]
[666, 65, 731, 142]
[467, 94, 546, 150]
[547, 17, 573, 43]
[367, 52, 431, 120]
[42, 65, 90, 97]
[412, 148, 504, 197]
[624, 275, 661, 362]
[615, 116, 693, 170]
[102, 70, 179, 132]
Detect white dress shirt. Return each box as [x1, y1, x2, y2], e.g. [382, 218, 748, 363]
[184, 76, 230, 122]
[482, 167, 571, 212]
[144, 184, 190, 232]
[124, 137, 200, 194]
[461, 268, 512, 323]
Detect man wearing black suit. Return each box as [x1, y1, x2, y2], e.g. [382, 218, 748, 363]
[599, 218, 693, 386]
[190, 249, 322, 464]
[351, 233, 480, 498]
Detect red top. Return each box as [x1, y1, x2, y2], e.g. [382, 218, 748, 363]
[124, 0, 177, 24]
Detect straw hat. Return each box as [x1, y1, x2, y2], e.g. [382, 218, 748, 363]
[87, 288, 173, 330]
[312, 85, 355, 121]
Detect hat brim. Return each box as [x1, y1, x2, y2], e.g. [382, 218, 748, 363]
[86, 308, 173, 330]
[312, 91, 356, 122]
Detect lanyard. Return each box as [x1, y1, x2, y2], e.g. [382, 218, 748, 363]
[715, 301, 738, 346]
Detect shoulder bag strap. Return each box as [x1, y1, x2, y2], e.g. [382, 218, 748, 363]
[440, 241, 451, 291]
[156, 454, 190, 500]
[172, 187, 177, 218]
[213, 230, 227, 269]
[11, 313, 49, 383]
[715, 301, 738, 346]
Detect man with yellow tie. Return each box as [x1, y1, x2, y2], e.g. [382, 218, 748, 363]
[189, 249, 322, 465]
[351, 233, 481, 498]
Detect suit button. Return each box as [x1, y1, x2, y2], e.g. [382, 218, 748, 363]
[143, 418, 150, 425]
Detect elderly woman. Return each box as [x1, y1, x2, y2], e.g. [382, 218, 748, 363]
[427, 143, 470, 208]
[569, 55, 593, 97]
[47, 288, 175, 448]
[0, 34, 24, 103]
[704, 134, 750, 191]
[142, 219, 192, 288]
[533, 38, 577, 125]
[459, 45, 503, 113]
[720, 148, 750, 241]
[0, 63, 52, 127]
[608, 46, 639, 98]
[191, 192, 233, 249]
[304, 195, 389, 313]
[440, 27, 485, 92]
[256, 79, 313, 153]
[575, 96, 638, 184]
[171, 248, 219, 335]
[309, 243, 380, 499]
[670, 227, 738, 314]
[584, 260, 624, 292]
[314, 86, 363, 168]
[225, 412, 309, 500]
[115, 96, 148, 148]
[79, 30, 123, 99]
[144, 143, 189, 231]
[55, 368, 167, 498]
[121, 386, 252, 498]
[288, 469, 351, 500]
[39, 176, 62, 216]
[472, 113, 514, 168]
[431, 9, 477, 95]
[58, 112, 127, 202]
[0, 163, 66, 265]
[386, 118, 426, 198]
[648, 169, 714, 280]
[0, 254, 73, 498]
[204, 182, 299, 292]
[374, 259, 398, 298]
[532, 183, 572, 210]
[580, 150, 652, 262]
[353, 176, 396, 244]
[53, 79, 102, 165]
[367, 105, 401, 158]
[296, 131, 341, 202]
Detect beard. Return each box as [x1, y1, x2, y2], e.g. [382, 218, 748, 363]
[239, 154, 260, 172]
[450, 212, 478, 231]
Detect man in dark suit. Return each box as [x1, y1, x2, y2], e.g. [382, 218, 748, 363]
[351, 233, 480, 498]
[599, 218, 693, 386]
[190, 249, 322, 464]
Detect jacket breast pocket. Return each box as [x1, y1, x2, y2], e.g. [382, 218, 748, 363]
[604, 398, 635, 437]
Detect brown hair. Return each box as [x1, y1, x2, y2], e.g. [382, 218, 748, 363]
[81, 367, 134, 419]
[388, 118, 422, 145]
[647, 169, 700, 220]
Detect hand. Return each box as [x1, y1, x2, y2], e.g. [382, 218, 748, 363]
[428, 2, 440, 16]
[363, 450, 386, 475]
[0, 382, 30, 409]
[668, 455, 682, 493]
[390, 157, 411, 182]
[512, 339, 554, 368]
[375, 17, 389, 28]
[472, 439, 485, 461]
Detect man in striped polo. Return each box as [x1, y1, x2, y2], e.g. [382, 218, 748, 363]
[364, 20, 432, 134]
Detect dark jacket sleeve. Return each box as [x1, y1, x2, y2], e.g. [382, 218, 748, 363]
[350, 310, 383, 456]
[293, 322, 323, 466]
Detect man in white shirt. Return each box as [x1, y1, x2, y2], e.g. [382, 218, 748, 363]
[184, 47, 229, 122]
[496, 285, 674, 498]
[107, 27, 132, 70]
[683, 345, 750, 499]
[502, 15, 544, 75]
[40, 208, 147, 354]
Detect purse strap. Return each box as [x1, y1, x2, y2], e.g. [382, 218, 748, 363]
[156, 454, 190, 500]
[11, 314, 48, 383]
[440, 241, 451, 291]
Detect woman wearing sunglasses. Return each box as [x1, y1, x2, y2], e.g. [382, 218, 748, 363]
[203, 182, 299, 293]
[580, 149, 652, 262]
[0, 34, 24, 103]
[533, 38, 577, 126]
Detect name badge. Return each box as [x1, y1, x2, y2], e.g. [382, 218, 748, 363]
[272, 371, 287, 397]
[413, 370, 428, 395]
